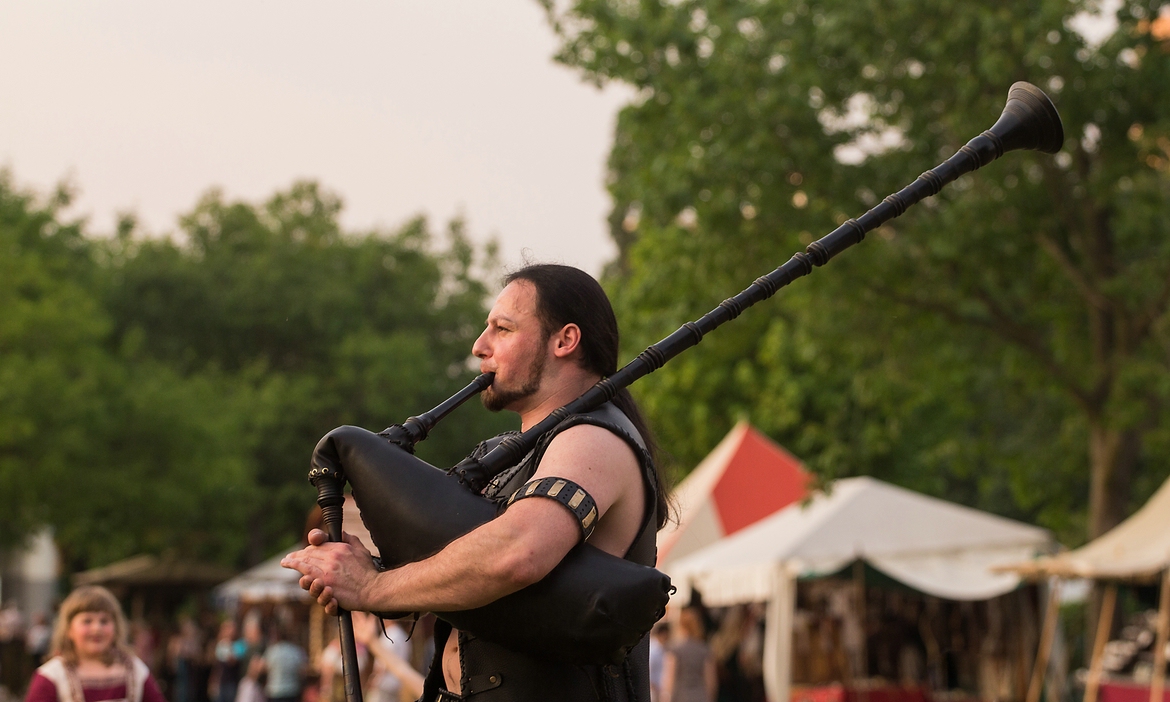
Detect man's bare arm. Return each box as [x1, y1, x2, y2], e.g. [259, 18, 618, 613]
[281, 424, 641, 614]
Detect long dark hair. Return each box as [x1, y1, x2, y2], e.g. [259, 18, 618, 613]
[505, 264, 668, 528]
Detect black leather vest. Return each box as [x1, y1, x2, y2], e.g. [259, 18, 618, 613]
[422, 403, 660, 702]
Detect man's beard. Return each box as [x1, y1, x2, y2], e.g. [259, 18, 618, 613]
[481, 352, 546, 412]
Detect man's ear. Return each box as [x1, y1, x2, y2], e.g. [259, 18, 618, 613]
[550, 323, 582, 359]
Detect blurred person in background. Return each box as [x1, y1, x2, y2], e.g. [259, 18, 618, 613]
[1, 601, 26, 697]
[23, 586, 166, 702]
[209, 621, 244, 702]
[168, 618, 204, 702]
[129, 621, 160, 684]
[236, 615, 264, 682]
[233, 657, 264, 702]
[352, 614, 420, 702]
[232, 615, 265, 702]
[26, 613, 52, 668]
[661, 608, 716, 702]
[259, 626, 305, 702]
[649, 622, 671, 702]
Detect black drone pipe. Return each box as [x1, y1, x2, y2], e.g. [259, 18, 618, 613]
[378, 372, 495, 451]
[449, 81, 1064, 490]
[309, 81, 1064, 702]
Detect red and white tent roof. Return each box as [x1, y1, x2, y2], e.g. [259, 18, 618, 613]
[657, 421, 811, 568]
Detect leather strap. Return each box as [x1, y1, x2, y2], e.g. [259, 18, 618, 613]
[504, 476, 599, 541]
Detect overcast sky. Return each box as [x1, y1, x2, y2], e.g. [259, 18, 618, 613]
[0, 1, 632, 276]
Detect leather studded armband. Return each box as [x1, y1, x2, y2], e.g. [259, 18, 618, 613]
[505, 477, 599, 542]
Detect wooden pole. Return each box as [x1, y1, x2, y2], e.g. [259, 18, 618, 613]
[1027, 579, 1062, 702]
[854, 560, 868, 681]
[1150, 569, 1170, 702]
[1084, 583, 1117, 702]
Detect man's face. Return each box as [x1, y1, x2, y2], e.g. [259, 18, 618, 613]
[473, 280, 550, 412]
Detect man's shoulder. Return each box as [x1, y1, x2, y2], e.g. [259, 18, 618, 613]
[549, 403, 646, 454]
[544, 422, 638, 463]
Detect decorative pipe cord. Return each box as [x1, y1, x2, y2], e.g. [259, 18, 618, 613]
[309, 465, 345, 483]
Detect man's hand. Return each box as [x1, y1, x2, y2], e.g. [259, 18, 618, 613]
[281, 529, 378, 616]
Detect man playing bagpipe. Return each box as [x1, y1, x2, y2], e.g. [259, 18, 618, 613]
[283, 264, 669, 701]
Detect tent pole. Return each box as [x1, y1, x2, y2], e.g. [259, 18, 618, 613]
[854, 560, 868, 680]
[1027, 579, 1062, 702]
[1150, 569, 1170, 702]
[1083, 583, 1117, 702]
[764, 563, 796, 702]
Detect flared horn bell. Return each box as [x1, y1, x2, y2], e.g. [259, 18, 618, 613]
[987, 81, 1065, 155]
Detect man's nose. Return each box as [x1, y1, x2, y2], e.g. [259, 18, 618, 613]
[472, 329, 490, 359]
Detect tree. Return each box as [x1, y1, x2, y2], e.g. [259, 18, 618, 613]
[542, 0, 1170, 543]
[105, 181, 510, 563]
[0, 172, 256, 568]
[2, 175, 506, 570]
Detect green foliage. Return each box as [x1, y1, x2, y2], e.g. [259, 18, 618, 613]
[103, 181, 510, 564]
[544, 0, 1170, 544]
[0, 173, 254, 566]
[0, 175, 506, 569]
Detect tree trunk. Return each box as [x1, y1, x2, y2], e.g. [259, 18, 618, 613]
[1087, 421, 1141, 540]
[1085, 420, 1142, 663]
[247, 510, 268, 566]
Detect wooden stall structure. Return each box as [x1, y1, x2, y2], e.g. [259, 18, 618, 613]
[999, 476, 1170, 702]
[75, 554, 236, 622]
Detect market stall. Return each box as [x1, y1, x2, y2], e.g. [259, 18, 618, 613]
[74, 553, 236, 621]
[658, 422, 811, 568]
[666, 476, 1055, 702]
[1000, 476, 1170, 702]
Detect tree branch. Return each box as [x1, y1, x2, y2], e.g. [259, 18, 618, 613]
[869, 277, 1093, 411]
[1128, 275, 1170, 349]
[1034, 232, 1110, 311]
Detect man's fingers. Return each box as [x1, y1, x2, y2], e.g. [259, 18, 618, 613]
[341, 531, 370, 555]
[283, 536, 372, 615]
[285, 553, 323, 580]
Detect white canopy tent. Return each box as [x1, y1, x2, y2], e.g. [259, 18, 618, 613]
[666, 476, 1055, 702]
[658, 422, 811, 568]
[215, 550, 311, 604]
